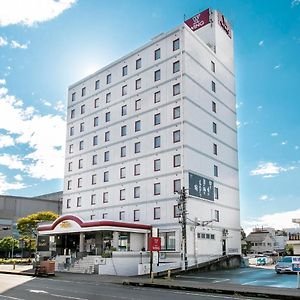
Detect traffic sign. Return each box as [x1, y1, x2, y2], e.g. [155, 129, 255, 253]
[149, 237, 161, 252]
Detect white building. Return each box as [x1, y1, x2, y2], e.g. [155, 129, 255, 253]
[39, 8, 240, 274]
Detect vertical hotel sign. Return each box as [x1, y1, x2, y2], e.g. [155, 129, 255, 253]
[184, 8, 210, 32]
[217, 11, 232, 38]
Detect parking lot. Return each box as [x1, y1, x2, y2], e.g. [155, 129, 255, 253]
[175, 266, 299, 289]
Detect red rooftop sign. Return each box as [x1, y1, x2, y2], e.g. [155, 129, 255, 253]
[217, 11, 232, 38]
[184, 8, 210, 32]
[149, 237, 161, 251]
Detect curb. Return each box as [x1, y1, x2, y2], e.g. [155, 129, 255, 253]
[123, 280, 300, 300]
[0, 270, 35, 277]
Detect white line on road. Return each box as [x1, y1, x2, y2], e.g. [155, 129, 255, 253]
[27, 289, 88, 300]
[212, 279, 230, 283]
[0, 295, 25, 300]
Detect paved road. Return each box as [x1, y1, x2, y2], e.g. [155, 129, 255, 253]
[175, 267, 298, 288]
[0, 274, 275, 300]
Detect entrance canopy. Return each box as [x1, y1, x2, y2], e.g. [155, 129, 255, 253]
[38, 214, 152, 235]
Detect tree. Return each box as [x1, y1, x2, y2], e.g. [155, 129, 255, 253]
[0, 236, 19, 258]
[285, 244, 294, 255]
[17, 211, 58, 254]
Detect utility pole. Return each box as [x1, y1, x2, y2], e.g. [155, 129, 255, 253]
[178, 187, 188, 271]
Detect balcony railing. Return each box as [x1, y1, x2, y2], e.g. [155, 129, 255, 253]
[289, 233, 300, 241]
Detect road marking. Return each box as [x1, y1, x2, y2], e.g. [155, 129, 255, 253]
[27, 289, 88, 300]
[241, 280, 258, 285]
[212, 278, 230, 283]
[0, 296, 25, 300]
[28, 290, 48, 294]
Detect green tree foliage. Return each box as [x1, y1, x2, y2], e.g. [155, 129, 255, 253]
[285, 244, 294, 255]
[0, 236, 19, 255]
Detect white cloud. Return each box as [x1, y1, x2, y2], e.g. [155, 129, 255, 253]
[292, 0, 300, 7]
[0, 82, 66, 180]
[295, 146, 299, 150]
[41, 98, 52, 107]
[259, 194, 272, 201]
[258, 40, 264, 46]
[0, 0, 76, 27]
[0, 79, 6, 85]
[0, 172, 26, 194]
[250, 162, 295, 178]
[0, 134, 15, 148]
[257, 105, 263, 111]
[271, 132, 278, 137]
[243, 209, 300, 234]
[10, 40, 29, 49]
[236, 101, 243, 109]
[54, 100, 65, 112]
[281, 140, 288, 145]
[0, 36, 8, 46]
[236, 120, 241, 128]
[273, 65, 281, 70]
[14, 174, 23, 181]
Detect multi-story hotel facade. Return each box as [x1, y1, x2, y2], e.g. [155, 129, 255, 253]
[39, 9, 240, 274]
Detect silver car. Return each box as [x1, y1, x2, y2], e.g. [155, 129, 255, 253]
[275, 256, 294, 274]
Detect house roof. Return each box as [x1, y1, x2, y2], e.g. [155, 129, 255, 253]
[246, 232, 270, 242]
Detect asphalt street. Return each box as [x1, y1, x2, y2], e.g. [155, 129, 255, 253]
[0, 274, 276, 300]
[175, 267, 299, 288]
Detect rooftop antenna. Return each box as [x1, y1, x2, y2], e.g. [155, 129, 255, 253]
[183, 14, 186, 22]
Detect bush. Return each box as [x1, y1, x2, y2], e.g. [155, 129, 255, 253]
[0, 258, 31, 264]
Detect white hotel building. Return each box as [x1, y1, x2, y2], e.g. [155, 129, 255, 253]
[39, 9, 240, 274]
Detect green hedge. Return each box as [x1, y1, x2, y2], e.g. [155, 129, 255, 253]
[0, 258, 32, 264]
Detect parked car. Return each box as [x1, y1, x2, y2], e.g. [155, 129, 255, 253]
[275, 256, 294, 273]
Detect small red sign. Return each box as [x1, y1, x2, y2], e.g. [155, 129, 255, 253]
[149, 237, 161, 251]
[184, 8, 210, 32]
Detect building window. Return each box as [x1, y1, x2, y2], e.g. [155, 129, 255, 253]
[154, 69, 161, 81]
[212, 81, 216, 92]
[122, 85, 127, 96]
[92, 154, 97, 165]
[105, 131, 110, 142]
[173, 38, 180, 51]
[93, 135, 98, 146]
[106, 73, 111, 84]
[80, 122, 84, 132]
[154, 48, 161, 60]
[134, 186, 140, 198]
[154, 183, 161, 195]
[173, 130, 180, 143]
[104, 171, 109, 182]
[173, 83, 180, 96]
[122, 65, 128, 76]
[71, 92, 76, 102]
[213, 122, 217, 134]
[173, 154, 181, 167]
[135, 120, 141, 132]
[121, 105, 127, 116]
[68, 162, 72, 172]
[69, 144, 73, 154]
[80, 104, 85, 114]
[154, 207, 161, 219]
[66, 198, 71, 208]
[104, 151, 109, 162]
[95, 80, 100, 90]
[154, 136, 161, 148]
[135, 78, 141, 90]
[173, 61, 180, 73]
[214, 165, 219, 177]
[121, 125, 127, 136]
[159, 231, 175, 251]
[134, 164, 140, 176]
[120, 189, 125, 201]
[136, 58, 141, 70]
[106, 92, 111, 103]
[215, 210, 220, 222]
[214, 187, 219, 200]
[94, 116, 99, 127]
[213, 143, 218, 155]
[67, 180, 72, 190]
[212, 101, 217, 113]
[211, 61, 215, 73]
[92, 174, 96, 185]
[103, 192, 108, 203]
[121, 146, 126, 157]
[70, 109, 75, 119]
[154, 159, 161, 171]
[105, 111, 111, 122]
[78, 159, 83, 169]
[120, 167, 126, 179]
[77, 177, 82, 188]
[79, 140, 84, 150]
[154, 91, 161, 103]
[173, 106, 180, 119]
[154, 113, 161, 125]
[135, 99, 141, 110]
[77, 196, 82, 207]
[174, 205, 181, 218]
[94, 98, 100, 108]
[174, 179, 181, 193]
[119, 211, 125, 221]
[134, 142, 141, 153]
[134, 209, 140, 222]
[81, 87, 86, 97]
[69, 126, 74, 136]
[91, 194, 96, 205]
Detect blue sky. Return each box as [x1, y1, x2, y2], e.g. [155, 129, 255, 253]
[0, 0, 299, 232]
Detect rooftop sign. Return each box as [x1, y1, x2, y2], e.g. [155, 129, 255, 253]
[217, 11, 232, 38]
[189, 172, 214, 201]
[184, 8, 210, 32]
